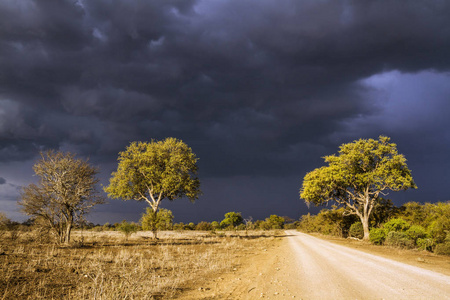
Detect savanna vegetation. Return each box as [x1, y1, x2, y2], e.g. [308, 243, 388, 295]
[3, 195, 289, 299]
[0, 138, 288, 298]
[0, 224, 280, 299]
[297, 201, 450, 255]
[2, 135, 450, 299]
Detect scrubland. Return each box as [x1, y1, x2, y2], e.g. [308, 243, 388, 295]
[0, 230, 279, 299]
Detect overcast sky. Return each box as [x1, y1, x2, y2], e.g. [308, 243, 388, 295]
[1, 0, 450, 224]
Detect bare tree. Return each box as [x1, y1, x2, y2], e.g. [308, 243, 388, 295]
[18, 150, 104, 244]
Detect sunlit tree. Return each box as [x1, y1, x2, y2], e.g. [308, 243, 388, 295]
[220, 212, 243, 229]
[105, 137, 201, 239]
[300, 136, 416, 240]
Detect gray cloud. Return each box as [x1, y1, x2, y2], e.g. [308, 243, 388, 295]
[1, 0, 450, 222]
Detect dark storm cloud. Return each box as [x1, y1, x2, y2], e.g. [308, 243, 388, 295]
[1, 0, 450, 221]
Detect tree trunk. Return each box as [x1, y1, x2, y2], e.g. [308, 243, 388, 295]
[358, 193, 372, 241]
[361, 214, 370, 241]
[151, 209, 158, 240]
[64, 223, 72, 244]
[57, 222, 65, 244]
[63, 213, 73, 244]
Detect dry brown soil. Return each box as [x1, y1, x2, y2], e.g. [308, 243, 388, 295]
[182, 230, 450, 299]
[180, 232, 300, 299]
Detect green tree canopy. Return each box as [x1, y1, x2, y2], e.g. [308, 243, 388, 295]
[264, 215, 285, 230]
[220, 212, 243, 229]
[300, 136, 416, 240]
[104, 137, 201, 238]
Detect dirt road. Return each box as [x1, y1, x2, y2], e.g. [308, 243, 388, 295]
[182, 231, 450, 299]
[287, 230, 450, 299]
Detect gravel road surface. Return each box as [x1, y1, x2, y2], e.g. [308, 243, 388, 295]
[287, 230, 450, 299]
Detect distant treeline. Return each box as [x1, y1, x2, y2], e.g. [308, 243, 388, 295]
[0, 211, 297, 234]
[4, 202, 450, 255]
[87, 212, 298, 232]
[297, 201, 450, 255]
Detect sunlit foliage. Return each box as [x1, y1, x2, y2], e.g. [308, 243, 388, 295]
[300, 136, 416, 240]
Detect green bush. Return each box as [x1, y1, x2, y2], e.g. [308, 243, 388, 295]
[91, 226, 103, 232]
[417, 238, 433, 251]
[173, 222, 184, 231]
[211, 221, 221, 230]
[236, 224, 246, 230]
[195, 221, 213, 231]
[446, 231, 450, 243]
[284, 222, 298, 229]
[258, 221, 272, 231]
[405, 225, 428, 242]
[385, 231, 415, 249]
[102, 222, 111, 231]
[264, 215, 285, 230]
[141, 208, 174, 231]
[383, 218, 411, 233]
[223, 225, 235, 231]
[369, 228, 386, 245]
[348, 222, 364, 239]
[321, 223, 344, 237]
[184, 222, 196, 230]
[117, 221, 139, 241]
[297, 213, 317, 233]
[434, 243, 450, 256]
[427, 217, 450, 244]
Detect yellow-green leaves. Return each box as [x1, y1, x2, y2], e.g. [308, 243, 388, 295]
[104, 137, 201, 208]
[300, 136, 417, 240]
[301, 136, 416, 205]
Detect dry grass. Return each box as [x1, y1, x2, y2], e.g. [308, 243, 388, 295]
[0, 230, 278, 299]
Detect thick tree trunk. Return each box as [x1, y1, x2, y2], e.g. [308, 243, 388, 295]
[63, 213, 73, 244]
[359, 193, 372, 241]
[64, 222, 72, 244]
[361, 214, 370, 241]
